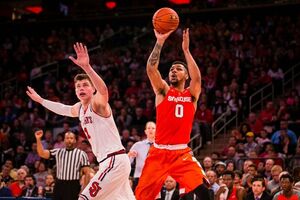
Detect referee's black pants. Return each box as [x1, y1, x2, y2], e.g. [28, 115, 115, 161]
[53, 179, 81, 200]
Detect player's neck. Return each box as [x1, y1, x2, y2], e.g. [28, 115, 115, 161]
[81, 100, 91, 110]
[171, 84, 185, 92]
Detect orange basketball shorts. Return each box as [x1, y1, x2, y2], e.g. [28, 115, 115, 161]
[135, 147, 207, 200]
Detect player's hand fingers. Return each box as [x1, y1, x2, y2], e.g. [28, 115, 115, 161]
[69, 56, 77, 64]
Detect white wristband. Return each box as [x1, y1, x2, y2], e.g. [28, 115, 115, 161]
[41, 99, 73, 117]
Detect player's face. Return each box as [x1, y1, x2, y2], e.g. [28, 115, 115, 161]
[145, 122, 156, 141]
[168, 64, 188, 86]
[75, 79, 95, 102]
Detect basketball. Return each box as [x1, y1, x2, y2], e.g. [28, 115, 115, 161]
[152, 7, 179, 34]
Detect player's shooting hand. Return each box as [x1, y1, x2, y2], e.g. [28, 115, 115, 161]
[182, 28, 190, 52]
[26, 86, 43, 104]
[69, 42, 91, 71]
[154, 29, 173, 44]
[35, 130, 44, 140]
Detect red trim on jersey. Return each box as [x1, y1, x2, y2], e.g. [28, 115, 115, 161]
[98, 156, 115, 181]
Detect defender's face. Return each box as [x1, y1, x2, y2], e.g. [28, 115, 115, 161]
[75, 79, 95, 102]
[168, 64, 188, 85]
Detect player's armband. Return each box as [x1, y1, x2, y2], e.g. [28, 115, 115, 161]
[42, 100, 73, 117]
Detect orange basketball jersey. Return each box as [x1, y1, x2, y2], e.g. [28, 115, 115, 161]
[155, 87, 195, 145]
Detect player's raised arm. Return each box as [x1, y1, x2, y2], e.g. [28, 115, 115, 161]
[26, 86, 79, 117]
[69, 42, 109, 116]
[182, 28, 201, 101]
[146, 30, 173, 95]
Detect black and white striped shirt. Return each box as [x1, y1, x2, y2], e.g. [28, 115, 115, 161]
[50, 148, 90, 180]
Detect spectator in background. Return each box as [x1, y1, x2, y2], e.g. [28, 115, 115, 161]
[226, 160, 236, 172]
[77, 139, 95, 164]
[239, 123, 251, 140]
[25, 143, 40, 171]
[0, 165, 13, 186]
[116, 108, 133, 131]
[222, 86, 231, 104]
[267, 62, 284, 96]
[212, 90, 228, 120]
[43, 173, 55, 199]
[53, 133, 65, 149]
[9, 168, 27, 197]
[228, 91, 242, 118]
[14, 132, 31, 152]
[263, 159, 275, 181]
[271, 120, 298, 155]
[267, 165, 282, 196]
[132, 107, 148, 133]
[255, 129, 271, 149]
[203, 156, 214, 172]
[1, 160, 16, 181]
[244, 132, 258, 156]
[41, 130, 54, 150]
[156, 176, 180, 200]
[221, 136, 237, 156]
[195, 102, 213, 145]
[276, 100, 288, 122]
[233, 170, 243, 188]
[30, 108, 46, 130]
[293, 167, 300, 191]
[121, 129, 136, 150]
[231, 129, 244, 144]
[259, 101, 276, 127]
[245, 176, 272, 200]
[21, 174, 38, 197]
[0, 176, 12, 197]
[13, 145, 27, 168]
[206, 170, 220, 194]
[223, 146, 239, 164]
[33, 160, 48, 188]
[241, 160, 254, 186]
[273, 174, 300, 200]
[247, 112, 263, 136]
[245, 164, 258, 190]
[216, 170, 245, 200]
[215, 161, 226, 177]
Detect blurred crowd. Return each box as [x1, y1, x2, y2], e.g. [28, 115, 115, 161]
[0, 9, 300, 199]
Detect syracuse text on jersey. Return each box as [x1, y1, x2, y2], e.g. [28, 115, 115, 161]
[167, 96, 192, 103]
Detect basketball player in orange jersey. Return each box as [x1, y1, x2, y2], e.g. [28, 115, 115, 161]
[135, 28, 211, 200]
[26, 43, 135, 200]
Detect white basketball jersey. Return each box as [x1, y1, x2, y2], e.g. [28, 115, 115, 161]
[79, 104, 125, 162]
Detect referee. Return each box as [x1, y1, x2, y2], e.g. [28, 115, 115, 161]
[35, 130, 92, 200]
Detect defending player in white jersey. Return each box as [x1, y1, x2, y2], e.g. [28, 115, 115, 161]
[26, 42, 135, 200]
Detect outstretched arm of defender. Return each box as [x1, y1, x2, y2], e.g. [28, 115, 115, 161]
[26, 86, 78, 117]
[146, 29, 172, 94]
[69, 43, 109, 114]
[182, 28, 201, 100]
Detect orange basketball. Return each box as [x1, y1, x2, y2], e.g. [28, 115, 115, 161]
[152, 7, 179, 34]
